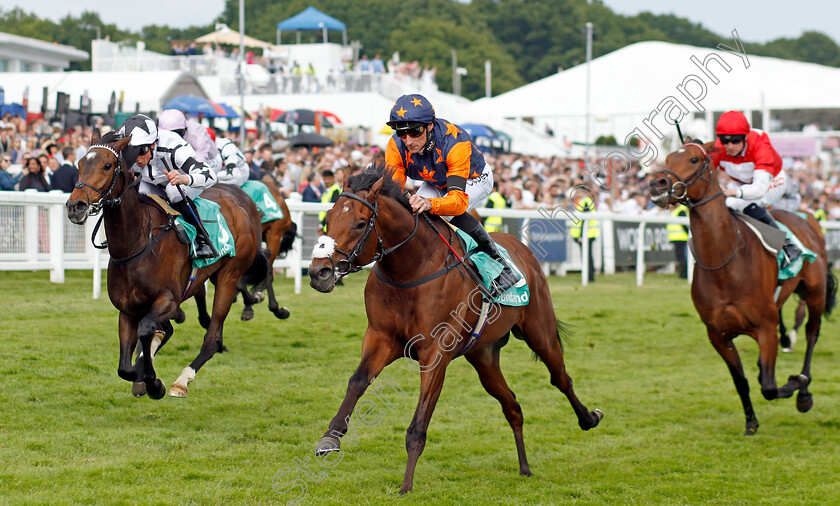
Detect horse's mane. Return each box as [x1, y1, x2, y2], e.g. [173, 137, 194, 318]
[347, 162, 411, 209]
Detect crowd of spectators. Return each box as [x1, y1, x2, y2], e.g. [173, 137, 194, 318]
[1, 111, 836, 224]
[0, 113, 94, 192]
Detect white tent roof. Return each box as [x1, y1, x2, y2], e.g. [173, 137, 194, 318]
[477, 40, 840, 120]
[1, 71, 209, 114]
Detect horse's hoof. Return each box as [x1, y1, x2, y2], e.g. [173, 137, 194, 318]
[581, 409, 603, 430]
[520, 468, 533, 477]
[780, 333, 791, 349]
[132, 382, 147, 397]
[796, 392, 813, 413]
[147, 379, 166, 400]
[272, 306, 291, 320]
[174, 308, 186, 324]
[315, 436, 341, 456]
[241, 307, 255, 321]
[744, 421, 759, 436]
[169, 383, 188, 398]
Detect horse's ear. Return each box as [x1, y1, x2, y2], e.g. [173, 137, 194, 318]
[90, 128, 101, 145]
[114, 136, 131, 152]
[704, 141, 716, 155]
[370, 174, 386, 194]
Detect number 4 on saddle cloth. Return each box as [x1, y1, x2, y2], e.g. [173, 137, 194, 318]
[240, 181, 285, 223]
[175, 198, 236, 268]
[455, 229, 530, 306]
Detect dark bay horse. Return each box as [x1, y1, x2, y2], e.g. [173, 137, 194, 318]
[238, 176, 296, 321]
[649, 140, 837, 435]
[66, 130, 266, 399]
[309, 165, 602, 494]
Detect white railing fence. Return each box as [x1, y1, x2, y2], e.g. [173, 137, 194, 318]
[3, 190, 837, 298]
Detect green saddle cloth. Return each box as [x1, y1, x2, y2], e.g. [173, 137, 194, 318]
[177, 197, 236, 269]
[241, 180, 285, 223]
[777, 221, 816, 281]
[455, 229, 530, 306]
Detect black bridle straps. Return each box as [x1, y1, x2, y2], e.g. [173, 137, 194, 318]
[660, 143, 722, 209]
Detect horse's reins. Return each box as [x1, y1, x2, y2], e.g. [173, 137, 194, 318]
[660, 142, 744, 271]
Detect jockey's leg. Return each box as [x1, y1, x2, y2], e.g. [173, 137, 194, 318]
[167, 186, 217, 259]
[450, 212, 518, 297]
[743, 202, 802, 266]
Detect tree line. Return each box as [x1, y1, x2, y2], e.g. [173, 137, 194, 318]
[2, 1, 839, 100]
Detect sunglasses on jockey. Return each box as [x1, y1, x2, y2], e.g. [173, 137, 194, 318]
[718, 135, 746, 145]
[393, 122, 427, 139]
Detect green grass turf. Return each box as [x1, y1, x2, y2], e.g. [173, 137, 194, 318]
[1, 269, 839, 504]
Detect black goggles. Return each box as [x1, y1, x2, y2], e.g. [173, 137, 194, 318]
[137, 145, 152, 156]
[718, 135, 745, 145]
[396, 125, 426, 139]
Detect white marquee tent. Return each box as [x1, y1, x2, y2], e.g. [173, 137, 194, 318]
[470, 40, 840, 148]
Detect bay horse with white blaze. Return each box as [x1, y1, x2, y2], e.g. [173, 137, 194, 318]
[649, 140, 837, 435]
[309, 164, 602, 494]
[66, 130, 267, 399]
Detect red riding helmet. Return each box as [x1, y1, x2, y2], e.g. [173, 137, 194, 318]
[716, 111, 750, 136]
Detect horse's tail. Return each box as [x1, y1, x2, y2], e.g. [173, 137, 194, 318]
[825, 270, 838, 318]
[278, 222, 298, 256]
[242, 246, 272, 289]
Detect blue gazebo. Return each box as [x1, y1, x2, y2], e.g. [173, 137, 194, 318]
[276, 6, 347, 45]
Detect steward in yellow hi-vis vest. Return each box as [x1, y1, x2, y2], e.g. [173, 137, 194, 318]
[570, 196, 599, 239]
[668, 203, 689, 278]
[320, 169, 342, 232]
[484, 186, 506, 233]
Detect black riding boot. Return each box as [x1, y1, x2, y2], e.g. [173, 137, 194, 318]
[171, 199, 218, 260]
[450, 212, 518, 297]
[743, 203, 801, 266]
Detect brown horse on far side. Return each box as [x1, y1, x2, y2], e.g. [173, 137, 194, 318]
[649, 140, 837, 435]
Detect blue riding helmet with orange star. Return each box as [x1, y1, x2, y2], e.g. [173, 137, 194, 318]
[385, 94, 486, 216]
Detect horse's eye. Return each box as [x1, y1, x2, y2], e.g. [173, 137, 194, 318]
[354, 221, 366, 230]
[690, 157, 699, 164]
[104, 163, 113, 171]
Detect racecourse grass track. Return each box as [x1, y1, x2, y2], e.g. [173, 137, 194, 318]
[2, 269, 840, 504]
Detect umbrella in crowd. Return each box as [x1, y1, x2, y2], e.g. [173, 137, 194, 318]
[288, 133, 334, 148]
[274, 109, 333, 128]
[162, 95, 219, 117]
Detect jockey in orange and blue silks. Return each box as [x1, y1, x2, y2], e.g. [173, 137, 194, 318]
[711, 110, 801, 266]
[384, 93, 517, 297]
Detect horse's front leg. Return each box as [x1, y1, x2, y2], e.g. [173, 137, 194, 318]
[117, 312, 139, 382]
[756, 323, 781, 400]
[401, 351, 450, 495]
[137, 297, 179, 400]
[708, 329, 758, 435]
[315, 328, 401, 455]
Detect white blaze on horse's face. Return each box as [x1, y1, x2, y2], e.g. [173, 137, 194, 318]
[677, 149, 686, 153]
[343, 205, 350, 213]
[85, 151, 97, 164]
[312, 235, 337, 259]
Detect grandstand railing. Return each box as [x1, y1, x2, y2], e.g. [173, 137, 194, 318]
[3, 190, 836, 298]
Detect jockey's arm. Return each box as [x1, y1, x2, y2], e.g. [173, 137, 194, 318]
[173, 142, 217, 189]
[734, 170, 772, 200]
